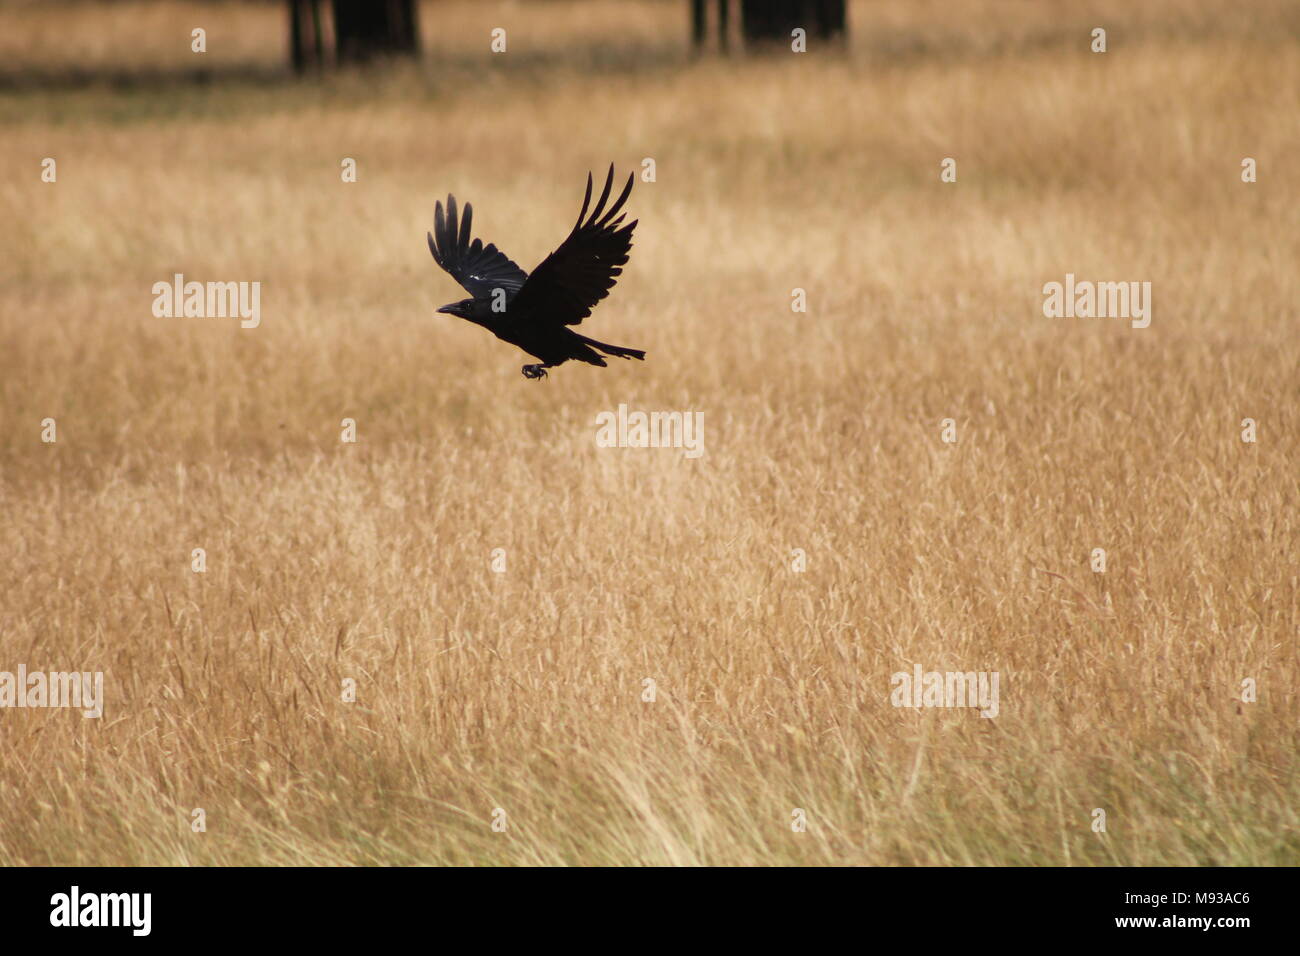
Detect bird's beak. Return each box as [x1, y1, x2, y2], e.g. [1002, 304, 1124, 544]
[436, 305, 455, 315]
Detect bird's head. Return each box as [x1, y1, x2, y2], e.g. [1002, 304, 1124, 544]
[436, 299, 475, 319]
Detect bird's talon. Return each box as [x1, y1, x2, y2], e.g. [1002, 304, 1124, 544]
[522, 364, 548, 380]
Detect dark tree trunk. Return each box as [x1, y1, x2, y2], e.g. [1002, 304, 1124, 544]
[289, 0, 327, 72]
[740, 0, 846, 43]
[332, 0, 420, 65]
[813, 0, 847, 38]
[691, 0, 734, 52]
[692, 0, 707, 47]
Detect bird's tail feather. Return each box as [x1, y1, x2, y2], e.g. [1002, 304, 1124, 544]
[578, 335, 645, 361]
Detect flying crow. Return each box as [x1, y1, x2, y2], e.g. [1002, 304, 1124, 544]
[428, 166, 645, 379]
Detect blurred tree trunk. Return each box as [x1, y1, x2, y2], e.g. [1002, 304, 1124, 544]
[692, 0, 731, 51]
[814, 0, 846, 37]
[333, 0, 420, 64]
[740, 0, 846, 43]
[291, 0, 420, 71]
[289, 0, 327, 72]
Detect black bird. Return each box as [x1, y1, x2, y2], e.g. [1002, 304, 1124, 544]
[428, 165, 645, 380]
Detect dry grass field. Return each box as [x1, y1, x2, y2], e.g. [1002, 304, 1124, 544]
[0, 0, 1297, 866]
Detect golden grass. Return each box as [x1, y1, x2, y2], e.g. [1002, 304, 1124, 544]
[0, 0, 1296, 865]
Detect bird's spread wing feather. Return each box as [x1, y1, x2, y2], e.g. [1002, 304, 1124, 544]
[428, 195, 529, 299]
[511, 165, 637, 326]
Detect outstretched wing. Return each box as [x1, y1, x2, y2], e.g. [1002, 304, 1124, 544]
[428, 195, 529, 299]
[511, 166, 637, 326]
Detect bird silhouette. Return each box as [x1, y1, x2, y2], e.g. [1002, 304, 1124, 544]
[428, 165, 645, 380]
